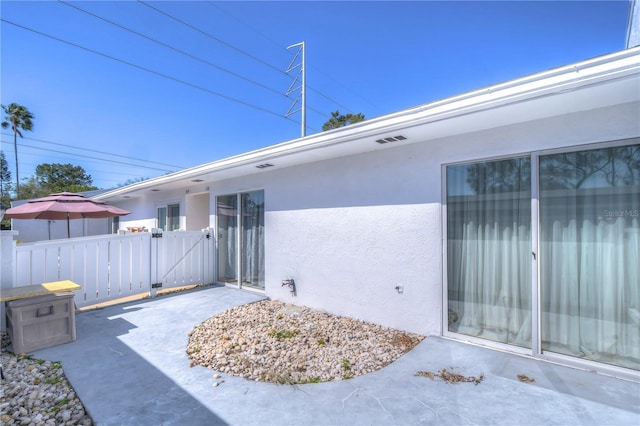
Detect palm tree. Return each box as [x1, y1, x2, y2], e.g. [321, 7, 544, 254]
[1, 103, 34, 196]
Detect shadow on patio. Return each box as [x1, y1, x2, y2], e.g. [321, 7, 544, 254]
[29, 285, 640, 426]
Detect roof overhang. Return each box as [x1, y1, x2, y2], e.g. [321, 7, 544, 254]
[95, 47, 640, 201]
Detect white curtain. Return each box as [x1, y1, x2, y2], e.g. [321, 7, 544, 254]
[217, 191, 265, 289]
[541, 210, 640, 368]
[447, 157, 532, 347]
[448, 144, 639, 370]
[451, 220, 532, 346]
[241, 191, 265, 289]
[539, 144, 640, 370]
[216, 196, 237, 283]
[242, 225, 265, 288]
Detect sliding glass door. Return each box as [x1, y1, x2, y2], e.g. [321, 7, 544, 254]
[446, 157, 532, 347]
[539, 144, 640, 369]
[446, 141, 639, 371]
[216, 191, 265, 290]
[241, 191, 265, 289]
[216, 195, 238, 285]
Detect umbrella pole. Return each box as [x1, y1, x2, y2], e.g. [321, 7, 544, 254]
[67, 212, 70, 238]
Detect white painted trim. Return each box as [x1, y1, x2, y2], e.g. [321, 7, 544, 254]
[530, 153, 541, 357]
[95, 48, 640, 202]
[440, 164, 448, 337]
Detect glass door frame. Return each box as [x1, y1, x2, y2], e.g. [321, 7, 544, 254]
[441, 152, 535, 357]
[215, 190, 265, 293]
[442, 139, 640, 380]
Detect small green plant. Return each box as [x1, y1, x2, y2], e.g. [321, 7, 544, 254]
[51, 361, 62, 370]
[317, 337, 326, 345]
[45, 377, 63, 385]
[341, 358, 351, 371]
[47, 397, 70, 414]
[268, 329, 300, 340]
[342, 374, 353, 380]
[35, 359, 45, 365]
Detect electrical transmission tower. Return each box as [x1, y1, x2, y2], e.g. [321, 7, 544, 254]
[286, 41, 306, 137]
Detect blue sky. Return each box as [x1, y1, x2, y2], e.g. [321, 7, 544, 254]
[0, 0, 632, 190]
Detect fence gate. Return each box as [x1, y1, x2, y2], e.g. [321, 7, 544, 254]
[13, 228, 215, 308]
[150, 228, 215, 295]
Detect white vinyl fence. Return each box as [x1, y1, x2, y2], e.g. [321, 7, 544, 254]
[14, 229, 215, 308]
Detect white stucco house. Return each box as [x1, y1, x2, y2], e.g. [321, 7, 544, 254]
[94, 44, 640, 380]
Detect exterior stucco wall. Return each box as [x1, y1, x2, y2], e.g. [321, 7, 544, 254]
[211, 101, 639, 337]
[185, 192, 210, 231]
[113, 189, 187, 231]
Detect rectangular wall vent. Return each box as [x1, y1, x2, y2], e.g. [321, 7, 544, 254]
[375, 135, 407, 144]
[256, 163, 274, 169]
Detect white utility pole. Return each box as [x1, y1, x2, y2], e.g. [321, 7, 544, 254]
[286, 41, 306, 137]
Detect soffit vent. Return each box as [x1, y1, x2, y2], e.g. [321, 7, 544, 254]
[256, 163, 274, 169]
[191, 179, 204, 183]
[375, 135, 407, 144]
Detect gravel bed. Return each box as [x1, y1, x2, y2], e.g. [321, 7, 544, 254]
[1, 299, 423, 424]
[0, 333, 93, 426]
[187, 299, 425, 384]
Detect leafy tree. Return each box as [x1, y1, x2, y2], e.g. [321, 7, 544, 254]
[539, 145, 640, 190]
[322, 110, 365, 131]
[17, 163, 98, 199]
[0, 151, 12, 229]
[465, 158, 531, 194]
[0, 151, 11, 201]
[1, 103, 34, 195]
[464, 145, 640, 195]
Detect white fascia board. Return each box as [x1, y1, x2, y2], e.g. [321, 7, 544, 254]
[96, 48, 640, 201]
[363, 47, 640, 133]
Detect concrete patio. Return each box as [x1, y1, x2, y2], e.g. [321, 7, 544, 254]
[30, 285, 640, 426]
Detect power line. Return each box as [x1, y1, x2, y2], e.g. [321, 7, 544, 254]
[58, 0, 288, 99]
[1, 18, 290, 121]
[205, 0, 379, 115]
[3, 157, 149, 186]
[1, 149, 157, 187]
[139, 1, 357, 121]
[3, 9, 332, 133]
[0, 139, 176, 173]
[1, 133, 184, 169]
[138, 0, 287, 76]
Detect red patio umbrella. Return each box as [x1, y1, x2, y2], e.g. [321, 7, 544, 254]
[5, 192, 130, 238]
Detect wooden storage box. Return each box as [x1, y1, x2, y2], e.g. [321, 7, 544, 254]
[6, 292, 76, 353]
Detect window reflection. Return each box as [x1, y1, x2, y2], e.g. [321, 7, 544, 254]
[539, 143, 639, 370]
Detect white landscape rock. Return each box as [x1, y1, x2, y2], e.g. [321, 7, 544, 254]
[0, 333, 93, 426]
[187, 299, 424, 384]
